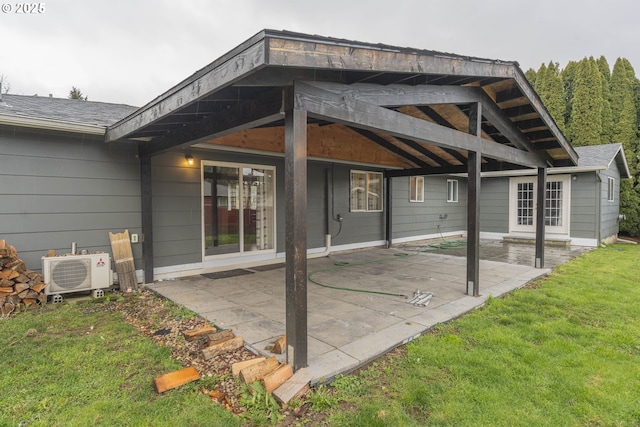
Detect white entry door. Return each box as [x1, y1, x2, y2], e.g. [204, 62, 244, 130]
[509, 175, 571, 236]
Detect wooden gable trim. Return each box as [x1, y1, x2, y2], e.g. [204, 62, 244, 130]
[106, 39, 269, 142]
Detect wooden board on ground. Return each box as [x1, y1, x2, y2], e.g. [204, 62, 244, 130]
[273, 367, 313, 406]
[153, 366, 200, 393]
[207, 329, 235, 346]
[109, 230, 137, 292]
[183, 324, 216, 341]
[232, 357, 266, 377]
[201, 335, 244, 360]
[239, 356, 279, 384]
[263, 364, 293, 392]
[272, 334, 286, 354]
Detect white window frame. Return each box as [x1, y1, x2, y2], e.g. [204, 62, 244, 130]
[201, 160, 277, 260]
[447, 179, 459, 203]
[508, 175, 571, 235]
[409, 176, 424, 203]
[350, 170, 383, 212]
[608, 177, 615, 202]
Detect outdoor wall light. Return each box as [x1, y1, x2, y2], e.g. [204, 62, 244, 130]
[185, 154, 195, 166]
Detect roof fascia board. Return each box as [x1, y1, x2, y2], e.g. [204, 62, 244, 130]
[265, 36, 517, 78]
[511, 68, 578, 166]
[611, 145, 631, 178]
[106, 36, 269, 142]
[0, 113, 105, 135]
[479, 166, 605, 178]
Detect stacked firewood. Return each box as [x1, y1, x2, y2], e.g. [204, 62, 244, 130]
[0, 240, 47, 316]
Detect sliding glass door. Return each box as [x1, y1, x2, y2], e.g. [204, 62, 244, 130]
[203, 162, 275, 257]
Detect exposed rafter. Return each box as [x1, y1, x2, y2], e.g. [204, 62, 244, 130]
[300, 82, 547, 168]
[139, 89, 284, 157]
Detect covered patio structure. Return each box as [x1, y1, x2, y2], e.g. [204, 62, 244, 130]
[106, 30, 578, 371]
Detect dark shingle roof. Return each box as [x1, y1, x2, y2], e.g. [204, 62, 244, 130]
[0, 93, 137, 127]
[574, 143, 630, 178]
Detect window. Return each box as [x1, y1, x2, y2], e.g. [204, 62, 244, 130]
[350, 170, 383, 212]
[608, 177, 615, 202]
[409, 176, 424, 202]
[447, 179, 458, 203]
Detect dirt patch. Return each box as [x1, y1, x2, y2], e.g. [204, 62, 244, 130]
[104, 290, 256, 414]
[101, 289, 332, 425]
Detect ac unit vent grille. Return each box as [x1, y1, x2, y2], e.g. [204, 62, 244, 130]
[51, 259, 91, 289]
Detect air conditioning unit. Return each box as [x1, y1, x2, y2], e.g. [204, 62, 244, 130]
[43, 253, 112, 296]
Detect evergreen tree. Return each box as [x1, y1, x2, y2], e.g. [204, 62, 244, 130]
[561, 61, 578, 139]
[610, 58, 640, 236]
[524, 68, 537, 87]
[597, 56, 613, 143]
[535, 62, 565, 133]
[68, 86, 87, 100]
[568, 58, 603, 146]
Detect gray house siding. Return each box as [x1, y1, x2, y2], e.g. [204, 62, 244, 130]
[150, 149, 386, 270]
[329, 164, 384, 246]
[479, 177, 509, 234]
[569, 172, 599, 239]
[0, 128, 142, 272]
[599, 162, 621, 240]
[391, 175, 467, 239]
[151, 151, 203, 268]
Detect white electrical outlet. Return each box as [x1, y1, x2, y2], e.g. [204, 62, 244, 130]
[131, 233, 139, 243]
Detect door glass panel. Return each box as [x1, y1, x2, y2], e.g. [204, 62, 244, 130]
[517, 182, 534, 226]
[204, 166, 240, 255]
[242, 167, 274, 252]
[545, 181, 563, 227]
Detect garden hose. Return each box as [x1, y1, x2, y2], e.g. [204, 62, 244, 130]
[307, 253, 416, 297]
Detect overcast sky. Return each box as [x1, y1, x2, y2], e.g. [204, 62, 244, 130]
[1, 0, 638, 107]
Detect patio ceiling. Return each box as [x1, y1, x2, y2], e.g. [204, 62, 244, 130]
[106, 29, 577, 172]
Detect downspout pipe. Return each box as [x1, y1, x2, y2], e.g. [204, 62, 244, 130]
[310, 167, 333, 258]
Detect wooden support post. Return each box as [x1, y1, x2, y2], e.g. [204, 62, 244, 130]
[535, 167, 547, 268]
[466, 103, 482, 297]
[385, 176, 393, 248]
[284, 85, 308, 371]
[140, 153, 154, 284]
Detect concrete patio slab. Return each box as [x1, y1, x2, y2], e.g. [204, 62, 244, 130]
[147, 239, 590, 383]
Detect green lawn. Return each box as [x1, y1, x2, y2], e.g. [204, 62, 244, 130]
[320, 244, 640, 426]
[0, 302, 241, 427]
[2, 245, 639, 426]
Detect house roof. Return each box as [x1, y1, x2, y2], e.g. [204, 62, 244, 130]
[106, 29, 578, 172]
[574, 143, 631, 178]
[479, 143, 631, 178]
[0, 93, 137, 134]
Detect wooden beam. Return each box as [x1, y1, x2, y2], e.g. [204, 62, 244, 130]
[139, 89, 284, 157]
[495, 87, 524, 104]
[296, 82, 547, 168]
[265, 37, 517, 79]
[139, 152, 154, 284]
[350, 128, 427, 168]
[535, 167, 546, 268]
[511, 71, 578, 166]
[394, 137, 450, 167]
[307, 82, 551, 165]
[107, 39, 268, 142]
[385, 177, 393, 248]
[306, 81, 481, 107]
[466, 103, 481, 297]
[284, 85, 308, 371]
